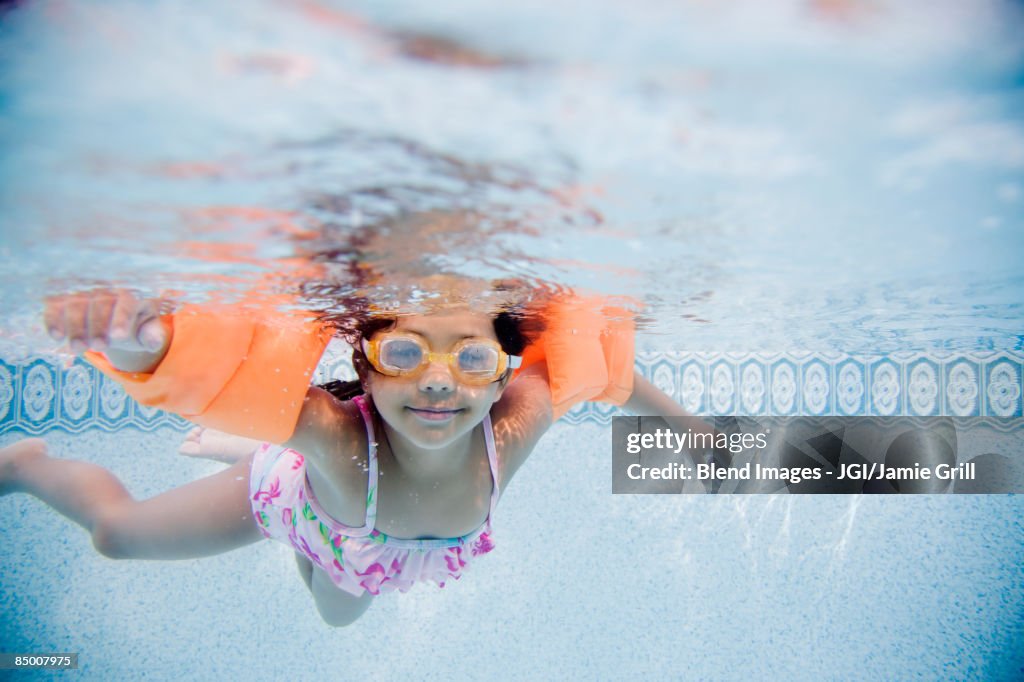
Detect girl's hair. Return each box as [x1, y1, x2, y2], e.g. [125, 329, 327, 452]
[314, 281, 547, 401]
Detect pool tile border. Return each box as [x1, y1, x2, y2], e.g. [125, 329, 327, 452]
[1, 350, 1021, 434]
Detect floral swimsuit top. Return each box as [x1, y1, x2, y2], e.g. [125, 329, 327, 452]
[249, 395, 499, 597]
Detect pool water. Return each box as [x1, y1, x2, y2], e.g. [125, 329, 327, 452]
[1, 1, 1023, 679]
[0, 0, 1021, 352]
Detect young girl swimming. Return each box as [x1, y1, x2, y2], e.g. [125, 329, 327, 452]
[1, 284, 696, 626]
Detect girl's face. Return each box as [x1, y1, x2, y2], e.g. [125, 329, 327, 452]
[363, 308, 509, 450]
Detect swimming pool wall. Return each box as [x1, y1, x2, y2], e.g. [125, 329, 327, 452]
[1, 346, 1021, 435]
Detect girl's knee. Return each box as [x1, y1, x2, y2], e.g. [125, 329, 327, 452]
[314, 590, 373, 627]
[0, 438, 49, 492]
[311, 570, 373, 626]
[317, 609, 362, 628]
[316, 599, 371, 627]
[91, 507, 134, 559]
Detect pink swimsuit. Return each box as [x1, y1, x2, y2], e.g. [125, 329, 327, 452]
[248, 395, 499, 597]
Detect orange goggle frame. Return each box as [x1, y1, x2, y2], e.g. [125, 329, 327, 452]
[361, 333, 521, 385]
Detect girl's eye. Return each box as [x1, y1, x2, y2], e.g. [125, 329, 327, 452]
[458, 344, 498, 372]
[382, 341, 423, 367]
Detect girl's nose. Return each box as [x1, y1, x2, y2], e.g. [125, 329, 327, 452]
[418, 360, 455, 393]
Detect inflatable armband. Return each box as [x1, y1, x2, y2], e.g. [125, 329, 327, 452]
[85, 304, 331, 443]
[514, 294, 635, 421]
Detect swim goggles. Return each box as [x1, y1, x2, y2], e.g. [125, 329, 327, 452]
[361, 333, 522, 385]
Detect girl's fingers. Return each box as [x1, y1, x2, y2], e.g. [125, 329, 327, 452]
[63, 295, 89, 353]
[44, 289, 169, 354]
[108, 290, 141, 344]
[133, 299, 171, 352]
[137, 318, 169, 352]
[43, 298, 67, 341]
[86, 291, 117, 351]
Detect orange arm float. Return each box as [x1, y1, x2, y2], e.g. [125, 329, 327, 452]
[85, 304, 332, 443]
[514, 294, 636, 421]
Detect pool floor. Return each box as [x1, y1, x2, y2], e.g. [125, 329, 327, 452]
[2, 425, 1022, 680]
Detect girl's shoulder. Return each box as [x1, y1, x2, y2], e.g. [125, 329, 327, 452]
[289, 387, 372, 478]
[489, 364, 554, 492]
[494, 362, 553, 429]
[290, 388, 375, 523]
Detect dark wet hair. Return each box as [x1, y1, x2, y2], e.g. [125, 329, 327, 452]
[314, 286, 546, 401]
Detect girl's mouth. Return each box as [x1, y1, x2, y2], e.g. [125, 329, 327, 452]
[406, 406, 463, 422]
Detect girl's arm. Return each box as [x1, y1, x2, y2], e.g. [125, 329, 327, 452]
[624, 371, 727, 465]
[623, 372, 716, 437]
[490, 362, 554, 493]
[46, 290, 333, 447]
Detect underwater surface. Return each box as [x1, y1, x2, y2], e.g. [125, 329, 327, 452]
[0, 0, 1022, 353]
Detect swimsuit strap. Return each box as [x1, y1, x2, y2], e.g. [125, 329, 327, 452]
[350, 395, 498, 533]
[482, 410, 500, 517]
[352, 395, 379, 530]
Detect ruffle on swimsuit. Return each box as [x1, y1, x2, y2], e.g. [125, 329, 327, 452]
[248, 395, 499, 596]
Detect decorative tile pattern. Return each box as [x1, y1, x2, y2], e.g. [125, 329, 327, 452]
[836, 359, 866, 416]
[739, 360, 767, 415]
[801, 360, 829, 416]
[0, 361, 15, 422]
[1, 350, 1022, 434]
[945, 359, 981, 418]
[771, 359, 799, 416]
[907, 358, 941, 417]
[986, 360, 1021, 418]
[870, 359, 902, 417]
[2, 356, 192, 435]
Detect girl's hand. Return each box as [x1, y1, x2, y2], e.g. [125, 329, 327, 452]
[179, 426, 263, 464]
[43, 290, 173, 371]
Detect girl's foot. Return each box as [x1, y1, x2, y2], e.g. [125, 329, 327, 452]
[178, 427, 263, 464]
[0, 438, 48, 496]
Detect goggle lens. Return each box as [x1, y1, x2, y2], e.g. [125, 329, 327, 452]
[378, 338, 424, 371]
[457, 344, 500, 375]
[367, 335, 513, 384]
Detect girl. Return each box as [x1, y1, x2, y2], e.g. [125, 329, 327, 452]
[2, 285, 696, 626]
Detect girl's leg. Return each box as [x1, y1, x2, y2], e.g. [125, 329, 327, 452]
[291, 549, 372, 626]
[310, 566, 374, 627]
[0, 437, 264, 560]
[294, 552, 314, 591]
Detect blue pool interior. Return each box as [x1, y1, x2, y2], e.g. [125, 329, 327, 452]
[1, 426, 1022, 679]
[2, 0, 1024, 679]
